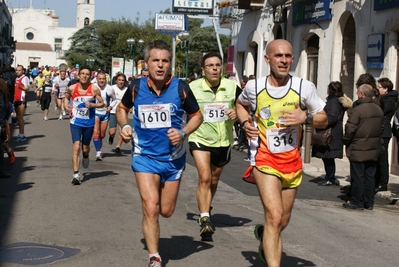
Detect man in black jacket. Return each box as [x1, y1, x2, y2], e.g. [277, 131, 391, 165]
[343, 84, 384, 210]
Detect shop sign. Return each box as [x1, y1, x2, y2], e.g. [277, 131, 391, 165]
[367, 34, 385, 69]
[292, 0, 332, 26]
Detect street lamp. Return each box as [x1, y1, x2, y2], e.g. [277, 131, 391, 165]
[178, 31, 190, 80]
[126, 38, 144, 76]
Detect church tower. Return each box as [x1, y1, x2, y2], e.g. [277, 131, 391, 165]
[76, 0, 95, 28]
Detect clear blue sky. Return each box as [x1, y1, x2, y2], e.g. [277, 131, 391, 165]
[7, 0, 172, 26]
[6, 0, 229, 34]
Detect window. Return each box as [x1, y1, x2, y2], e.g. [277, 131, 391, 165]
[54, 38, 62, 51]
[26, 32, 34, 40]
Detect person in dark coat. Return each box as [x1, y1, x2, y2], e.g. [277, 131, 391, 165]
[312, 81, 353, 186]
[0, 78, 11, 178]
[375, 78, 397, 192]
[343, 84, 384, 210]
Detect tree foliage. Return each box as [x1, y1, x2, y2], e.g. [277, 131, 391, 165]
[63, 13, 231, 77]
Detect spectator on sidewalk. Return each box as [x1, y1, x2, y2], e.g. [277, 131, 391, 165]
[343, 84, 384, 210]
[0, 78, 11, 178]
[375, 77, 397, 192]
[312, 81, 353, 186]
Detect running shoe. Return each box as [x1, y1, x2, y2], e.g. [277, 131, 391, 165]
[254, 224, 266, 264]
[114, 147, 122, 156]
[7, 148, 15, 164]
[71, 173, 81, 185]
[82, 156, 90, 168]
[108, 135, 114, 145]
[58, 115, 63, 120]
[148, 256, 162, 267]
[198, 216, 215, 241]
[95, 152, 102, 161]
[12, 135, 26, 142]
[44, 117, 48, 121]
[62, 110, 66, 116]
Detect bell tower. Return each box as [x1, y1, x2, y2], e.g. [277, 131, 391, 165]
[76, 0, 95, 28]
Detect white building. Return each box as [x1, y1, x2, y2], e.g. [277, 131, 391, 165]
[230, 0, 399, 173]
[10, 0, 95, 69]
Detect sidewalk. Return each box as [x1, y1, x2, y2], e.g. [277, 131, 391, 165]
[302, 156, 399, 206]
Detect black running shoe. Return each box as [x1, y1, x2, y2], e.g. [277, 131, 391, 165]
[108, 135, 114, 145]
[198, 216, 214, 241]
[114, 147, 122, 156]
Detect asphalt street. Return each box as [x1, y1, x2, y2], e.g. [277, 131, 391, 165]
[0, 92, 398, 267]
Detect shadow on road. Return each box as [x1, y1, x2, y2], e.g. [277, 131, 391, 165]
[141, 235, 213, 266]
[186, 212, 252, 227]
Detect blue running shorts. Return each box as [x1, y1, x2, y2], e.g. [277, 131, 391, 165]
[132, 154, 186, 183]
[95, 112, 110, 123]
[70, 124, 94, 146]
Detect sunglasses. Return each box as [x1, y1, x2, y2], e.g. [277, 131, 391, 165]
[142, 68, 148, 71]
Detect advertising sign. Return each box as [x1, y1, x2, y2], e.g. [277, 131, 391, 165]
[155, 13, 186, 32]
[292, 0, 332, 26]
[374, 0, 399, 11]
[367, 34, 385, 69]
[172, 0, 214, 15]
[111, 57, 135, 78]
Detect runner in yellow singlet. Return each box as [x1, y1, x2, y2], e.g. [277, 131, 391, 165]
[236, 39, 328, 266]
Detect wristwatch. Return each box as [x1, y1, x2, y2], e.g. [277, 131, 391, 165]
[305, 112, 313, 125]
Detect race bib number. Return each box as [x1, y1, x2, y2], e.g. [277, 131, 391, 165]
[138, 103, 171, 128]
[204, 102, 229, 122]
[266, 126, 299, 153]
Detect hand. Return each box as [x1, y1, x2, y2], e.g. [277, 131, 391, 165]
[279, 103, 307, 126]
[120, 126, 133, 143]
[167, 128, 183, 146]
[243, 117, 258, 140]
[225, 109, 237, 120]
[85, 102, 92, 108]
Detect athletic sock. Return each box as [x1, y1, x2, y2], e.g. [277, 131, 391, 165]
[149, 253, 161, 260]
[93, 135, 101, 151]
[200, 212, 210, 218]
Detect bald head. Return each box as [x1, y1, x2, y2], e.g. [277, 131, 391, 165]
[266, 39, 293, 56]
[264, 39, 294, 84]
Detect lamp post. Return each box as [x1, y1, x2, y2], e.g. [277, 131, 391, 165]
[178, 31, 190, 80]
[127, 38, 144, 77]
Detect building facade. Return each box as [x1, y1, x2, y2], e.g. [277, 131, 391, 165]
[0, 0, 15, 67]
[10, 0, 95, 69]
[230, 0, 399, 173]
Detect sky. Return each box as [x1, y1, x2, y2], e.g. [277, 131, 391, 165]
[7, 0, 172, 26]
[6, 0, 229, 33]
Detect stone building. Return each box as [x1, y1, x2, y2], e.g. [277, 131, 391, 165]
[0, 0, 15, 67]
[229, 0, 399, 173]
[10, 0, 95, 68]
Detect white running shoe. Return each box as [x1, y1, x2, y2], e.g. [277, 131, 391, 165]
[58, 115, 63, 120]
[62, 110, 66, 116]
[71, 173, 81, 185]
[82, 156, 89, 168]
[95, 152, 102, 161]
[44, 117, 48, 121]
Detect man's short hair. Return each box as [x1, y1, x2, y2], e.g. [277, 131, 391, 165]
[201, 52, 222, 67]
[359, 84, 374, 97]
[143, 40, 172, 62]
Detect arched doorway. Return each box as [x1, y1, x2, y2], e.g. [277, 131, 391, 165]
[306, 34, 319, 86]
[340, 15, 356, 100]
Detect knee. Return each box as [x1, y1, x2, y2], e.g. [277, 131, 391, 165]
[143, 202, 160, 219]
[198, 174, 212, 186]
[266, 210, 284, 230]
[160, 205, 175, 218]
[72, 144, 80, 154]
